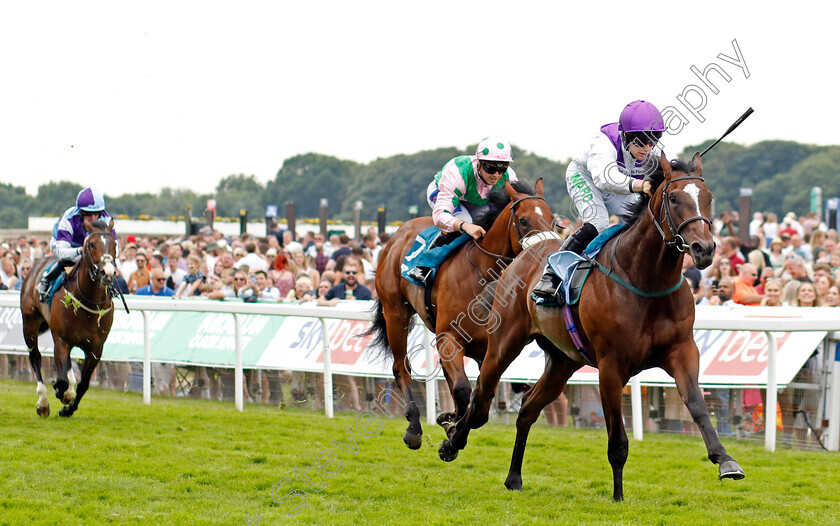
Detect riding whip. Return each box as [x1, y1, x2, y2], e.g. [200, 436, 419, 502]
[700, 107, 754, 157]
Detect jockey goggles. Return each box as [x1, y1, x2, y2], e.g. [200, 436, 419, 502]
[626, 131, 663, 148]
[480, 161, 509, 175]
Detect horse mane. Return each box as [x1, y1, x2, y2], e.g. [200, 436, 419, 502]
[474, 180, 536, 231]
[90, 219, 109, 231]
[623, 158, 695, 227]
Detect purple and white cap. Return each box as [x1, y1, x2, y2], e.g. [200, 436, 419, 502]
[76, 187, 106, 213]
[618, 100, 665, 133]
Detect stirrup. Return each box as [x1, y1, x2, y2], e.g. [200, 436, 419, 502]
[408, 267, 432, 285]
[531, 272, 562, 305]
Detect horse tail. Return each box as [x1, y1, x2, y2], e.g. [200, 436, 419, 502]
[360, 299, 391, 362]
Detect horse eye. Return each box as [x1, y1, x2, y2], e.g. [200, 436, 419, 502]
[669, 194, 678, 204]
[519, 217, 528, 227]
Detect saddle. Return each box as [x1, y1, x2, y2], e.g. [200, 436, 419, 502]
[43, 261, 68, 306]
[400, 226, 470, 287]
[535, 224, 627, 307]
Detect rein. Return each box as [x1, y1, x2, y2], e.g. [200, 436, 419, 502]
[590, 173, 711, 298]
[466, 194, 553, 279]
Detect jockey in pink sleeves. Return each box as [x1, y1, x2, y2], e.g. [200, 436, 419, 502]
[406, 137, 518, 285]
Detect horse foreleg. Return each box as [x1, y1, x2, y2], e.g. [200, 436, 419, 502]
[445, 326, 529, 456]
[59, 352, 100, 418]
[598, 362, 629, 502]
[505, 355, 580, 491]
[664, 343, 745, 480]
[52, 340, 73, 405]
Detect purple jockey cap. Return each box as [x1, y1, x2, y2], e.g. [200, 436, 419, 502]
[76, 187, 106, 213]
[618, 100, 665, 133]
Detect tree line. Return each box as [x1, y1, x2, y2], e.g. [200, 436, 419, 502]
[1, 140, 838, 229]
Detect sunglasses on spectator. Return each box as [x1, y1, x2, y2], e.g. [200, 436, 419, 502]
[21, 266, 32, 271]
[344, 271, 357, 275]
[234, 277, 247, 282]
[154, 277, 166, 282]
[480, 161, 509, 175]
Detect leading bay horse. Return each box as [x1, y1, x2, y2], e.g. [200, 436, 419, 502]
[441, 153, 745, 501]
[21, 218, 117, 417]
[366, 179, 558, 449]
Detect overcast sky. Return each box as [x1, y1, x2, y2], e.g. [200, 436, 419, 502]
[1, 1, 835, 198]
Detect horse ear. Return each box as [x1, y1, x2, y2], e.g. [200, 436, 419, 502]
[504, 180, 518, 200]
[692, 152, 703, 175]
[107, 217, 115, 231]
[82, 215, 93, 232]
[534, 178, 544, 197]
[659, 152, 672, 181]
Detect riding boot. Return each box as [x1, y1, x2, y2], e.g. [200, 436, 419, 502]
[531, 223, 599, 302]
[560, 222, 599, 255]
[36, 259, 72, 301]
[407, 230, 462, 285]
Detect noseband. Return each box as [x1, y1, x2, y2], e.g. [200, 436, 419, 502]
[649, 174, 713, 252]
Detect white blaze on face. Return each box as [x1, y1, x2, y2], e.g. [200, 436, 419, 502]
[103, 260, 115, 277]
[683, 183, 702, 216]
[534, 207, 543, 217]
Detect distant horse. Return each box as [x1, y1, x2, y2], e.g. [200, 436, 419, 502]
[21, 218, 117, 417]
[441, 153, 744, 501]
[366, 180, 558, 449]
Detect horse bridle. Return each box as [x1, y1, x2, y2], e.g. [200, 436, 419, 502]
[82, 231, 116, 286]
[649, 174, 713, 253]
[469, 195, 556, 264]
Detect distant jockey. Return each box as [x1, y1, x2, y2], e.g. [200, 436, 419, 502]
[36, 187, 117, 301]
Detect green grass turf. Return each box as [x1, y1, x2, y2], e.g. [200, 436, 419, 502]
[1, 379, 838, 525]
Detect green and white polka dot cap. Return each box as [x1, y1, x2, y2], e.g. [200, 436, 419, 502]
[475, 137, 514, 163]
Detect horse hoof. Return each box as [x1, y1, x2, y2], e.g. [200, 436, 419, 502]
[403, 431, 423, 450]
[36, 405, 50, 417]
[504, 475, 523, 491]
[436, 412, 456, 427]
[438, 441, 458, 462]
[58, 406, 73, 418]
[719, 460, 745, 480]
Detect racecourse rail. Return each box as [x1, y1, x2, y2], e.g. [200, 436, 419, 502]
[1, 293, 838, 453]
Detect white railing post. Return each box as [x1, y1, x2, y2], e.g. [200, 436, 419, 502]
[142, 310, 151, 405]
[631, 375, 643, 441]
[828, 339, 840, 451]
[424, 326, 436, 425]
[320, 318, 334, 418]
[234, 313, 243, 412]
[765, 331, 777, 452]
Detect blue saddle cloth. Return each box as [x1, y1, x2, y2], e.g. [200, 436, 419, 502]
[546, 224, 627, 305]
[43, 261, 67, 306]
[400, 226, 471, 286]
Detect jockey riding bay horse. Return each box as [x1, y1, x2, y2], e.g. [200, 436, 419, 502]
[21, 218, 117, 417]
[440, 153, 745, 501]
[366, 180, 558, 449]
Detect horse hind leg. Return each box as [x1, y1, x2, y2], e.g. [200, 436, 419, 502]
[24, 319, 50, 417]
[382, 307, 423, 450]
